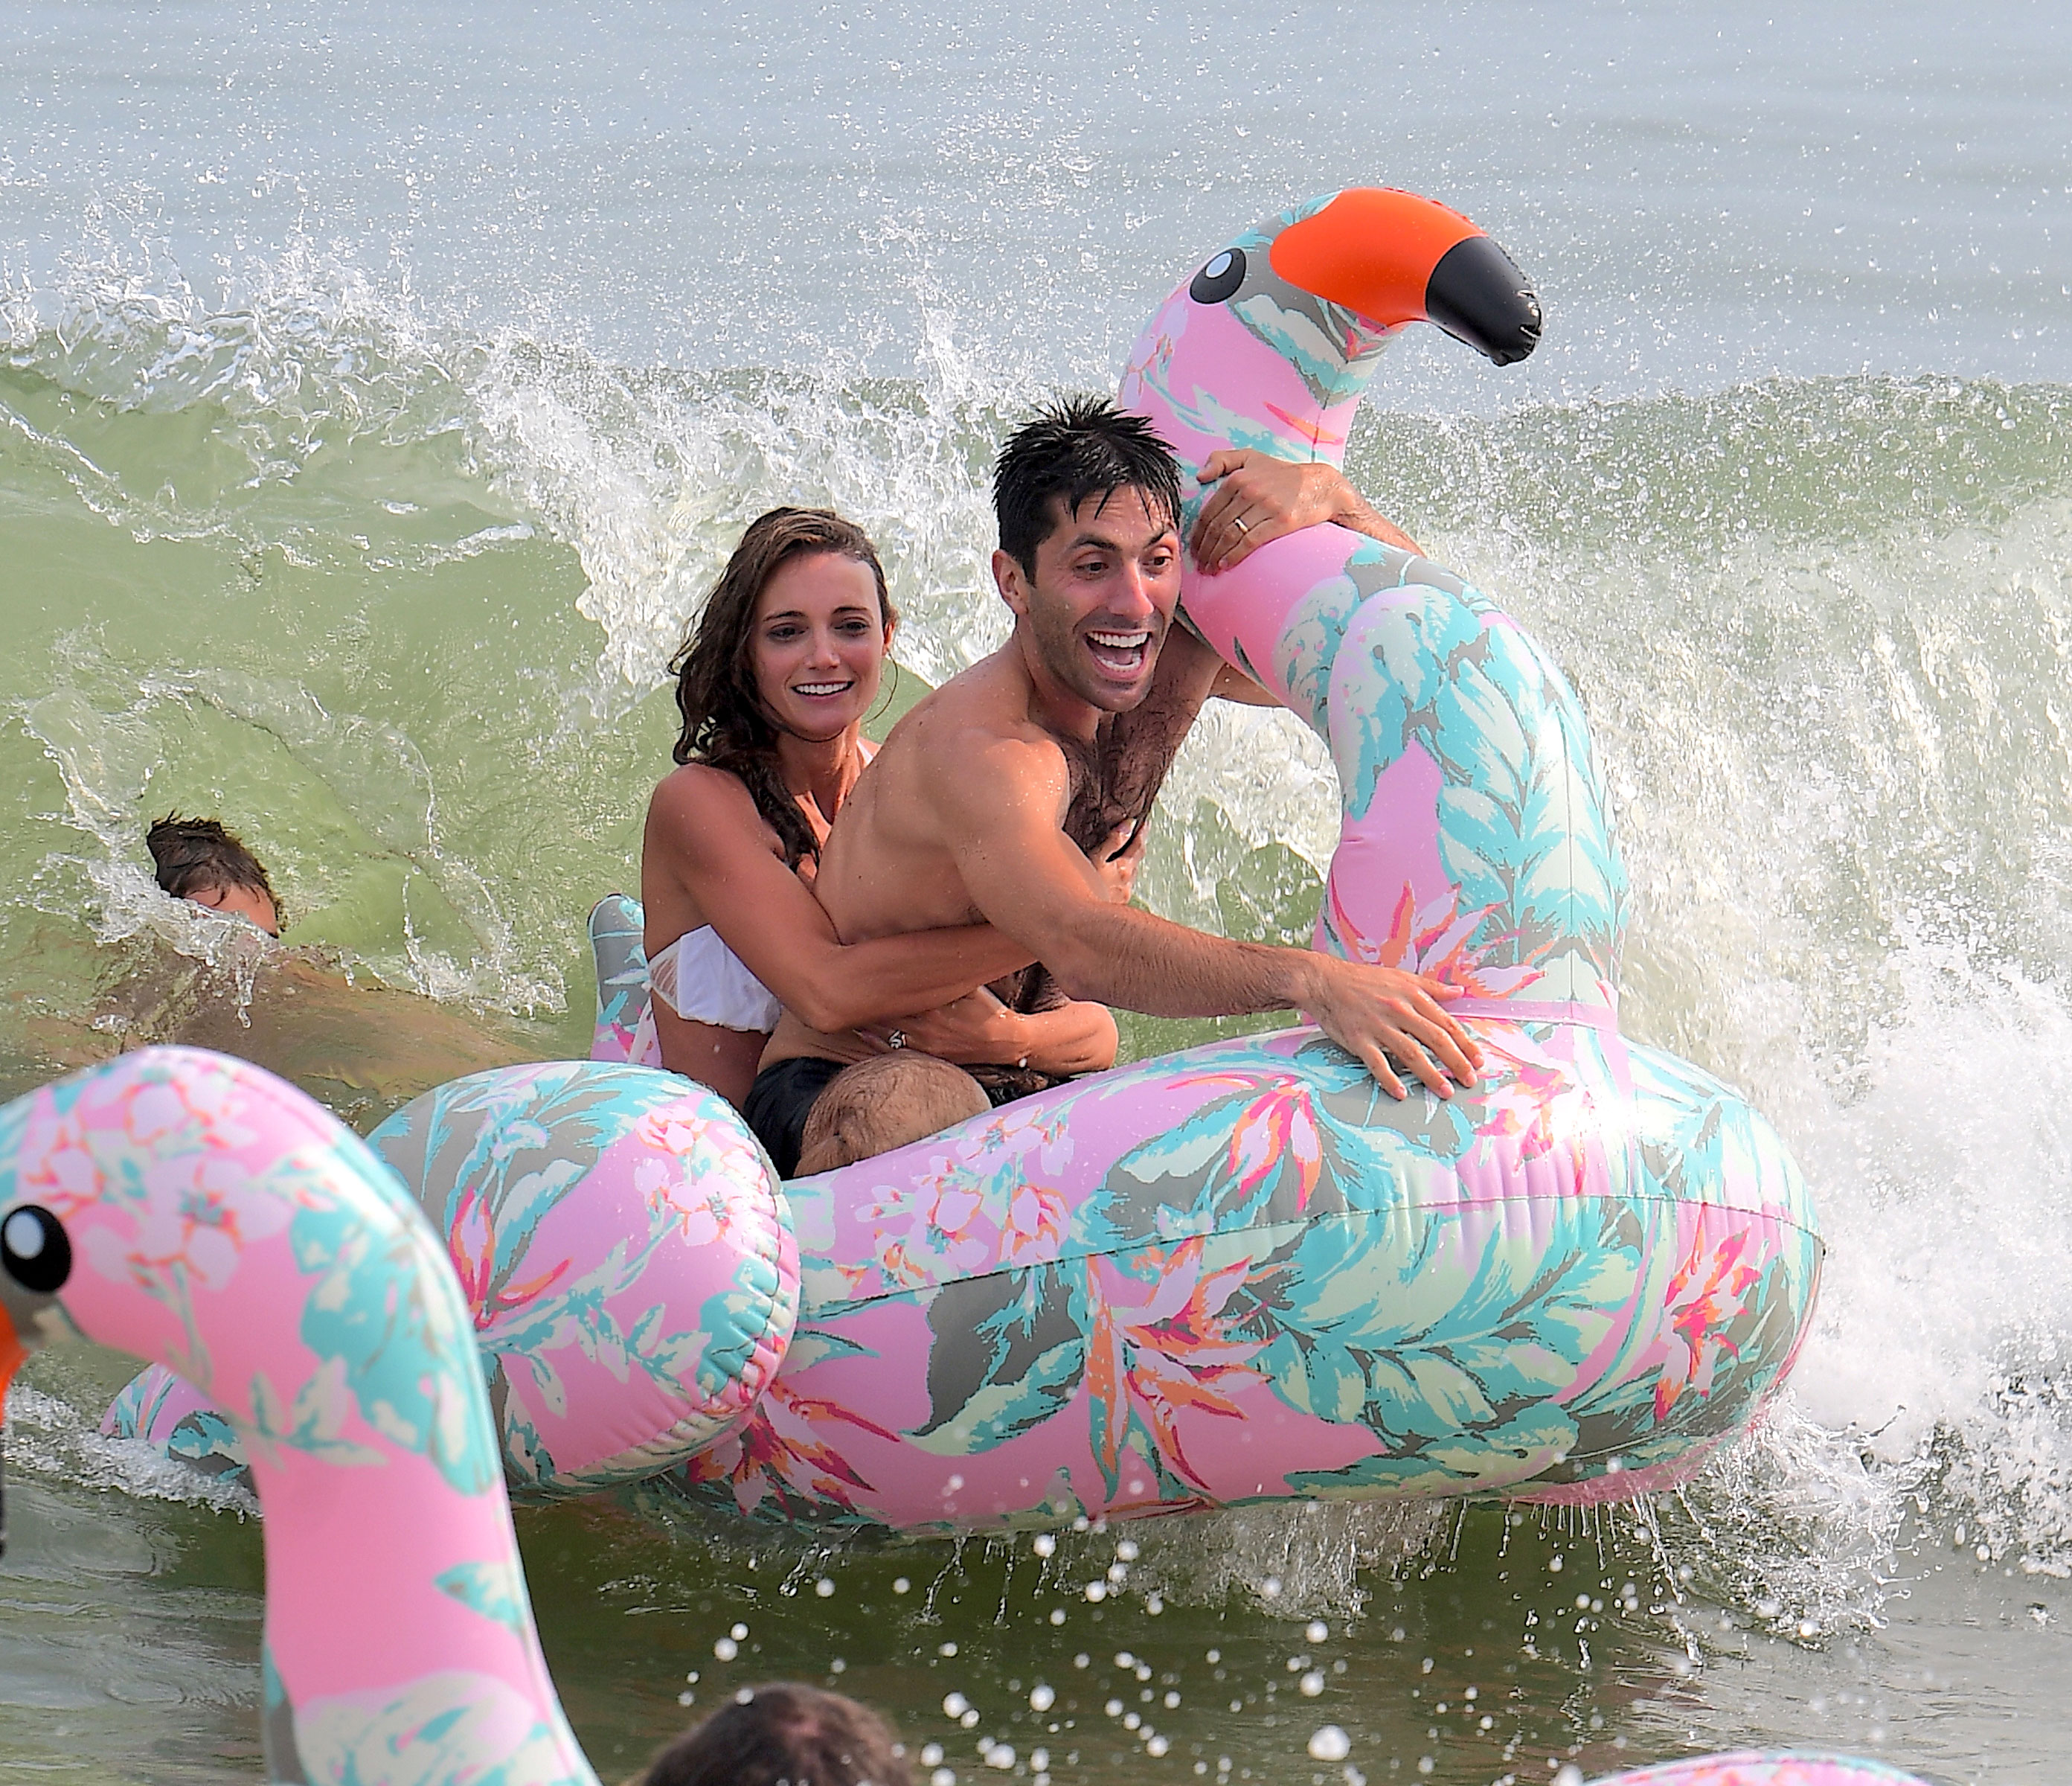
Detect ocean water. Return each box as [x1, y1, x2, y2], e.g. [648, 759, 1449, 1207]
[4, 1, 2072, 1780]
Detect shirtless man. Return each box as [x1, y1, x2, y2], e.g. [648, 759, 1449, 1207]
[748, 397, 1480, 1171]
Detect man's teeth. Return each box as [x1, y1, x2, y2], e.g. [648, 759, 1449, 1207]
[1088, 630, 1149, 650]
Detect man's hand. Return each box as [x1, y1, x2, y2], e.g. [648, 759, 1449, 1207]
[1293, 955, 1484, 1100]
[1192, 450, 1423, 573]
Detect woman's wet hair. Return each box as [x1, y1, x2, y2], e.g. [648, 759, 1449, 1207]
[993, 394, 1181, 578]
[641, 1682, 911, 1786]
[670, 507, 894, 869]
[145, 814, 283, 925]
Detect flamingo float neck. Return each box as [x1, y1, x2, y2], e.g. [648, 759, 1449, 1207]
[0, 1047, 599, 1786]
[1118, 187, 1621, 1018]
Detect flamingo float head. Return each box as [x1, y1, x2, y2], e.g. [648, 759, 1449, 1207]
[1120, 185, 1539, 481]
[0, 1046, 600, 1785]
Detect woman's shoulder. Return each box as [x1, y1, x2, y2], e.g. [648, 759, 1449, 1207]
[647, 761, 775, 851]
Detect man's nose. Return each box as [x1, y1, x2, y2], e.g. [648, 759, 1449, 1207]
[1109, 563, 1160, 620]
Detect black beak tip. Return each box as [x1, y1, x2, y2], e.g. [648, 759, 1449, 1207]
[1425, 234, 1542, 368]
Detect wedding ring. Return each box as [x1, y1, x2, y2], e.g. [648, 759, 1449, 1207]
[1232, 514, 1249, 533]
[888, 1030, 907, 1050]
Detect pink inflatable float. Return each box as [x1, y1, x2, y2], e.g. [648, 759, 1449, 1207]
[109, 188, 1821, 1534]
[1591, 1758, 1931, 1786]
[1, 1048, 600, 1783]
[0, 1049, 1911, 1785]
[106, 1060, 798, 1497]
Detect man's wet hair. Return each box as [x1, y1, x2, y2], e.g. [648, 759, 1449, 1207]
[641, 1682, 911, 1786]
[993, 396, 1181, 577]
[145, 815, 281, 922]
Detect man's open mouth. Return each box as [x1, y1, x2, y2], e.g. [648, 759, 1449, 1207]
[1085, 629, 1151, 674]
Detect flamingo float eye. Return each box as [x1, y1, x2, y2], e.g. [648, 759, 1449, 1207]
[1, 1207, 69, 1296]
[1188, 247, 1246, 304]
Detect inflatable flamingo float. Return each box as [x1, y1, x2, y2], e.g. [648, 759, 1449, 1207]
[1596, 1762, 1932, 1786]
[0, 1048, 600, 1783]
[108, 188, 1820, 1534]
[1, 1049, 1919, 1785]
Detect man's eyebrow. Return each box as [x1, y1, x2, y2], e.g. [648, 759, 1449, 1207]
[1062, 525, 1178, 553]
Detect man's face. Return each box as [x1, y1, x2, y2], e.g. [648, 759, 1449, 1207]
[994, 487, 1181, 716]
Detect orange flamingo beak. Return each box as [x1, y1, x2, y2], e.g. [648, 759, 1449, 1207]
[1270, 188, 1542, 365]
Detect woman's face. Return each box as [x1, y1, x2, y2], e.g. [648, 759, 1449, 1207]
[750, 551, 892, 742]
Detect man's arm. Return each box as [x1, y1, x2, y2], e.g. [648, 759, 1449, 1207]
[937, 733, 1481, 1099]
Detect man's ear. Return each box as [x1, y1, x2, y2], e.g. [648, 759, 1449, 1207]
[992, 547, 1031, 618]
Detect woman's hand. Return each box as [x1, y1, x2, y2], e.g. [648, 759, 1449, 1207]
[859, 989, 1028, 1066]
[1190, 449, 1423, 574]
[1089, 822, 1147, 906]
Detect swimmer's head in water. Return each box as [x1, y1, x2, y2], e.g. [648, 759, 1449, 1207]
[145, 815, 281, 937]
[670, 508, 897, 869]
[992, 398, 1184, 717]
[641, 1680, 911, 1786]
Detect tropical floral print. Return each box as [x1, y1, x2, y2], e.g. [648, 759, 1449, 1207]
[292, 1672, 592, 1786]
[666, 1014, 1817, 1529]
[0, 1046, 1879, 1786]
[1, 1046, 603, 1786]
[109, 1060, 798, 1499]
[102, 1358, 248, 1478]
[586, 894, 652, 1064]
[1592, 1757, 1931, 1786]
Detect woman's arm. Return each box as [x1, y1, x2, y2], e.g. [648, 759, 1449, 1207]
[644, 768, 1035, 1036]
[1012, 997, 1120, 1076]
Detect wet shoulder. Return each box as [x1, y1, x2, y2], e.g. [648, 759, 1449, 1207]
[887, 659, 1058, 758]
[646, 761, 780, 857]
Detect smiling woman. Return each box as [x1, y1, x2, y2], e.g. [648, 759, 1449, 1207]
[636, 508, 1103, 1144]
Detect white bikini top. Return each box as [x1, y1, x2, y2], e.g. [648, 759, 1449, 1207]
[647, 924, 781, 1034]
